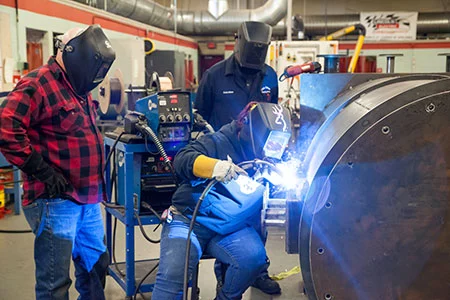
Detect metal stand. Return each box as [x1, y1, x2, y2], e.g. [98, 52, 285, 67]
[438, 53, 450, 72]
[379, 54, 403, 73]
[104, 137, 162, 298]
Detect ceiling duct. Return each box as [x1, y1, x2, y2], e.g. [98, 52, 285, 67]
[72, 1, 450, 37]
[73, 0, 287, 36]
[208, 0, 228, 19]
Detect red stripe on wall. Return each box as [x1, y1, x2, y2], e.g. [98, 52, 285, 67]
[339, 42, 450, 50]
[225, 44, 234, 51]
[0, 0, 197, 49]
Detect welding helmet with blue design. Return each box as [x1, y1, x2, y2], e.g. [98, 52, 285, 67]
[238, 102, 291, 160]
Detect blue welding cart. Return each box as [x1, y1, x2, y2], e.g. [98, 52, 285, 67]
[104, 135, 185, 298]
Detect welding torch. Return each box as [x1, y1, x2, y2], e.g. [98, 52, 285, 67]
[279, 61, 322, 82]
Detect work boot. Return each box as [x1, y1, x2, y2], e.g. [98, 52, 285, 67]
[251, 274, 281, 295]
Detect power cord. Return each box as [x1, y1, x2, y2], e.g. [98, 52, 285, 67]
[181, 159, 281, 299]
[132, 262, 159, 300]
[0, 229, 32, 233]
[182, 179, 218, 300]
[133, 211, 160, 244]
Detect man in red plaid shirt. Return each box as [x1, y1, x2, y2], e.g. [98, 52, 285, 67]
[0, 25, 115, 300]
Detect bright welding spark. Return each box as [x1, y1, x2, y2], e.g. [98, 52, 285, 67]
[275, 159, 302, 190]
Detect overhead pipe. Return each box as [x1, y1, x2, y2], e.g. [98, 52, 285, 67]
[72, 1, 450, 37]
[73, 0, 287, 35]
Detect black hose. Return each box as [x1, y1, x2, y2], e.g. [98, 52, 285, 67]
[180, 158, 283, 299]
[133, 262, 159, 300]
[0, 229, 32, 233]
[182, 179, 218, 300]
[103, 132, 124, 174]
[0, 179, 23, 185]
[112, 217, 126, 277]
[138, 123, 179, 187]
[137, 123, 170, 165]
[134, 211, 160, 244]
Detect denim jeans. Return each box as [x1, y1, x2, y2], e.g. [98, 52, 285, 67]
[23, 198, 109, 300]
[152, 214, 267, 300]
[214, 212, 270, 284]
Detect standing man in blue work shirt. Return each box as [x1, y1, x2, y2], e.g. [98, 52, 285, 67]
[195, 21, 279, 132]
[194, 21, 281, 295]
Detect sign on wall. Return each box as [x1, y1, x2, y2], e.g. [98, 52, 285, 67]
[361, 12, 418, 41]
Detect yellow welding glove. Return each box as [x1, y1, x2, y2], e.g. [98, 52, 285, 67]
[193, 155, 247, 183]
[193, 155, 219, 179]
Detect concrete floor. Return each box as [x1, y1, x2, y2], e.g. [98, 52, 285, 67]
[0, 204, 308, 300]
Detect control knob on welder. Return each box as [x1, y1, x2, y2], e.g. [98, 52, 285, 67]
[159, 114, 166, 123]
[183, 114, 191, 122]
[167, 115, 174, 123]
[175, 114, 182, 122]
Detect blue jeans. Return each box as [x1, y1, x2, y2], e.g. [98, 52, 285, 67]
[214, 212, 269, 284]
[23, 198, 109, 300]
[152, 214, 267, 300]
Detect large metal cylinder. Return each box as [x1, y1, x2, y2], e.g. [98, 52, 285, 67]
[298, 74, 450, 300]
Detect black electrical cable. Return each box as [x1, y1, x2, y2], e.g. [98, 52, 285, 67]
[0, 179, 23, 185]
[0, 229, 32, 233]
[141, 124, 179, 187]
[182, 179, 218, 300]
[132, 262, 159, 300]
[103, 131, 124, 174]
[144, 136, 159, 155]
[140, 202, 161, 221]
[112, 217, 126, 278]
[134, 211, 160, 244]
[181, 159, 282, 299]
[193, 130, 202, 140]
[102, 139, 127, 278]
[137, 123, 170, 166]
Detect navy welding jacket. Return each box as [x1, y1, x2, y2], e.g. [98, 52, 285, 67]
[171, 121, 263, 234]
[195, 54, 278, 131]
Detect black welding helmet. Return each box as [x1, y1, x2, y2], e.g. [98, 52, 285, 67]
[239, 102, 291, 160]
[57, 25, 116, 95]
[234, 21, 272, 70]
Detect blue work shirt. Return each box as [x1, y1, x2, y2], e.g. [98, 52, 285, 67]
[195, 54, 278, 131]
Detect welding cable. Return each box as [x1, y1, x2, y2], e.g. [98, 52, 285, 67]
[134, 211, 160, 244]
[103, 131, 125, 174]
[182, 179, 218, 300]
[138, 122, 179, 187]
[133, 262, 159, 300]
[181, 159, 284, 299]
[103, 149, 126, 277]
[140, 201, 161, 221]
[0, 179, 24, 185]
[112, 217, 126, 277]
[143, 135, 179, 187]
[0, 229, 32, 233]
[137, 123, 170, 165]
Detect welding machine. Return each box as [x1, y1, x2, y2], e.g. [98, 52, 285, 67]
[105, 90, 192, 214]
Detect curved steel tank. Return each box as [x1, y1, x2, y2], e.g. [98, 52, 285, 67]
[298, 74, 450, 300]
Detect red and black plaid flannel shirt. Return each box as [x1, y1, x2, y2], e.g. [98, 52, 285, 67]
[0, 56, 106, 206]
